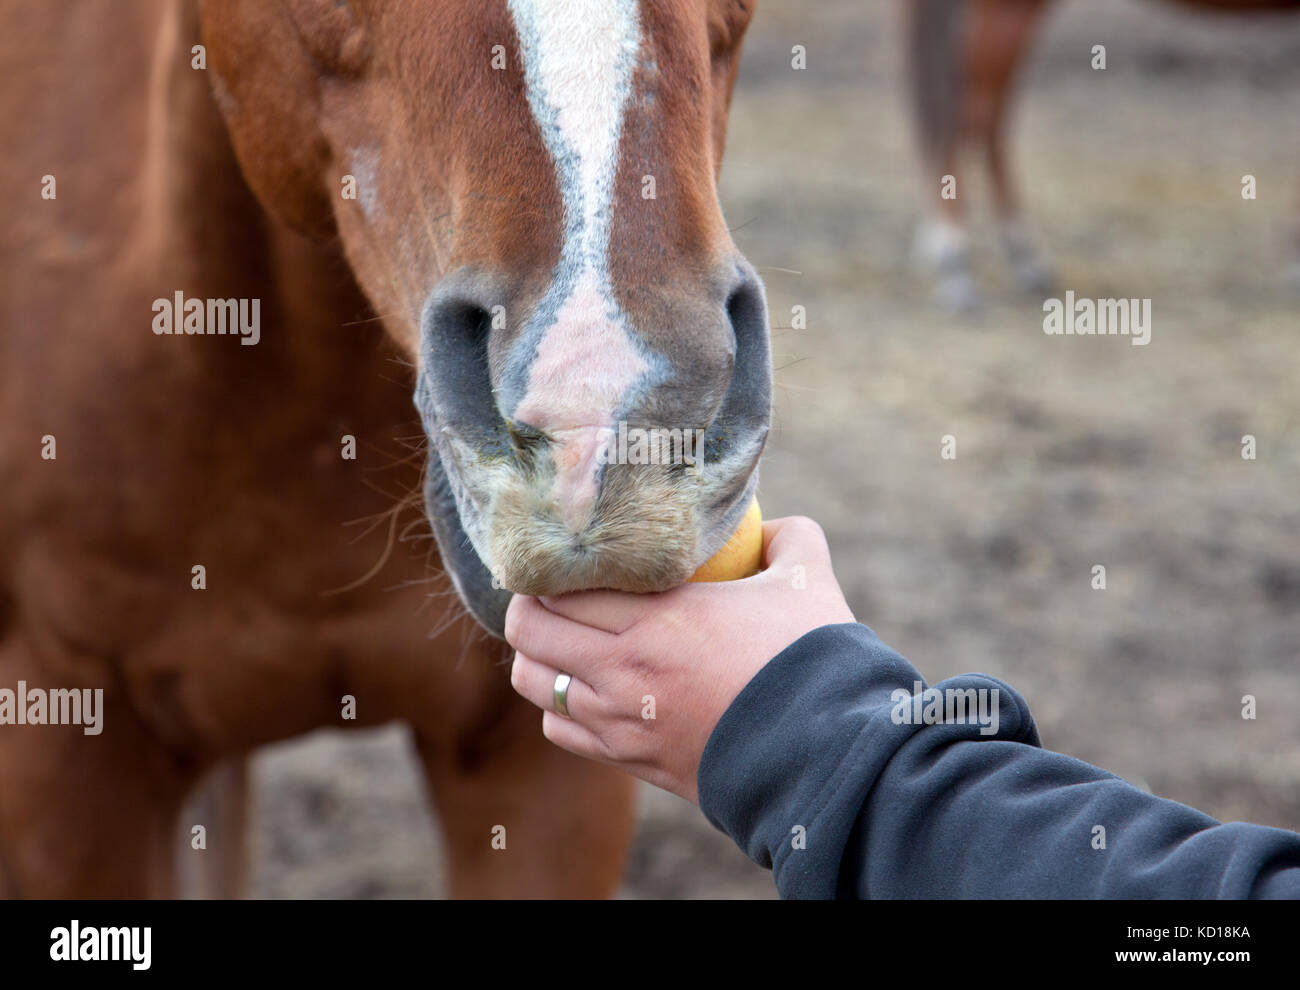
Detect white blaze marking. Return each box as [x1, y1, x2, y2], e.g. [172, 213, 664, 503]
[507, 0, 652, 532]
[349, 147, 381, 221]
[507, 0, 641, 274]
[516, 268, 644, 426]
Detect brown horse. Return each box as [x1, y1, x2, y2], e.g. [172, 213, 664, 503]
[906, 0, 1300, 310]
[0, 0, 768, 897]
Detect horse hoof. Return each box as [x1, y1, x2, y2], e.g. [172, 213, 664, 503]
[1283, 261, 1300, 299]
[1014, 260, 1058, 297]
[935, 273, 982, 315]
[998, 222, 1056, 296]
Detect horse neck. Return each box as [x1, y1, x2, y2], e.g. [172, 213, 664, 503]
[134, 1, 266, 282]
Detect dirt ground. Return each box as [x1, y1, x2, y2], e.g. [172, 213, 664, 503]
[243, 0, 1300, 899]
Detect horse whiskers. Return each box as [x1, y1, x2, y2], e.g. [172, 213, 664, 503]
[340, 482, 417, 537]
[490, 635, 513, 668]
[455, 621, 502, 672]
[358, 443, 427, 473]
[344, 435, 427, 473]
[322, 502, 401, 596]
[376, 372, 416, 391]
[340, 312, 404, 327]
[381, 575, 451, 591]
[455, 623, 472, 671]
[425, 589, 462, 601]
[391, 437, 430, 460]
[321, 466, 429, 596]
[325, 509, 444, 603]
[424, 606, 468, 642]
[339, 509, 396, 546]
[397, 515, 434, 547]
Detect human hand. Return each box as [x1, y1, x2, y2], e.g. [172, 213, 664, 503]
[506, 516, 856, 804]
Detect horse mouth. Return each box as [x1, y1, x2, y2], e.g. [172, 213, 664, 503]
[480, 461, 703, 596]
[421, 432, 761, 638]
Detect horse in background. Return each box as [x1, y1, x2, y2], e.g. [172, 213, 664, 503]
[905, 0, 1300, 311]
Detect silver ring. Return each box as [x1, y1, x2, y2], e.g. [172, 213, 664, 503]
[553, 672, 573, 718]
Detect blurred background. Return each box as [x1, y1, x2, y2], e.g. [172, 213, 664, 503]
[243, 0, 1300, 898]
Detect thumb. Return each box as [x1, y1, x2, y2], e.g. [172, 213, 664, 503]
[761, 515, 836, 571]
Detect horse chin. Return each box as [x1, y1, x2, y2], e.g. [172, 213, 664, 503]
[422, 457, 513, 638]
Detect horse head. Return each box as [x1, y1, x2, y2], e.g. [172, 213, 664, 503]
[200, 0, 769, 634]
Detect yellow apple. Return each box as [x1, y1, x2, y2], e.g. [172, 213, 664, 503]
[688, 498, 763, 582]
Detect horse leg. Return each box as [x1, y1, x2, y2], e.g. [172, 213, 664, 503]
[1286, 175, 1300, 296]
[175, 757, 249, 898]
[907, 0, 981, 312]
[964, 0, 1057, 294]
[415, 687, 638, 899]
[0, 638, 193, 897]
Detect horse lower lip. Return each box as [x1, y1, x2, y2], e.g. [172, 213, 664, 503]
[491, 541, 697, 598]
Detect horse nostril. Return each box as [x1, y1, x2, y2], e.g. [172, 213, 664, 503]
[721, 266, 770, 400]
[425, 296, 492, 370]
[725, 270, 765, 362]
[450, 301, 491, 350]
[697, 261, 773, 462]
[420, 285, 505, 446]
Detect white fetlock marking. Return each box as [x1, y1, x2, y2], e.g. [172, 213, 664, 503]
[913, 217, 971, 271]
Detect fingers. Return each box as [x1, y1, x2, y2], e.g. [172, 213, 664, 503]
[536, 587, 656, 635]
[512, 652, 638, 771]
[510, 650, 602, 723]
[504, 594, 621, 682]
[540, 710, 611, 763]
[536, 517, 839, 637]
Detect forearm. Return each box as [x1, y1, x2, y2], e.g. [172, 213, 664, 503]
[697, 623, 1300, 899]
